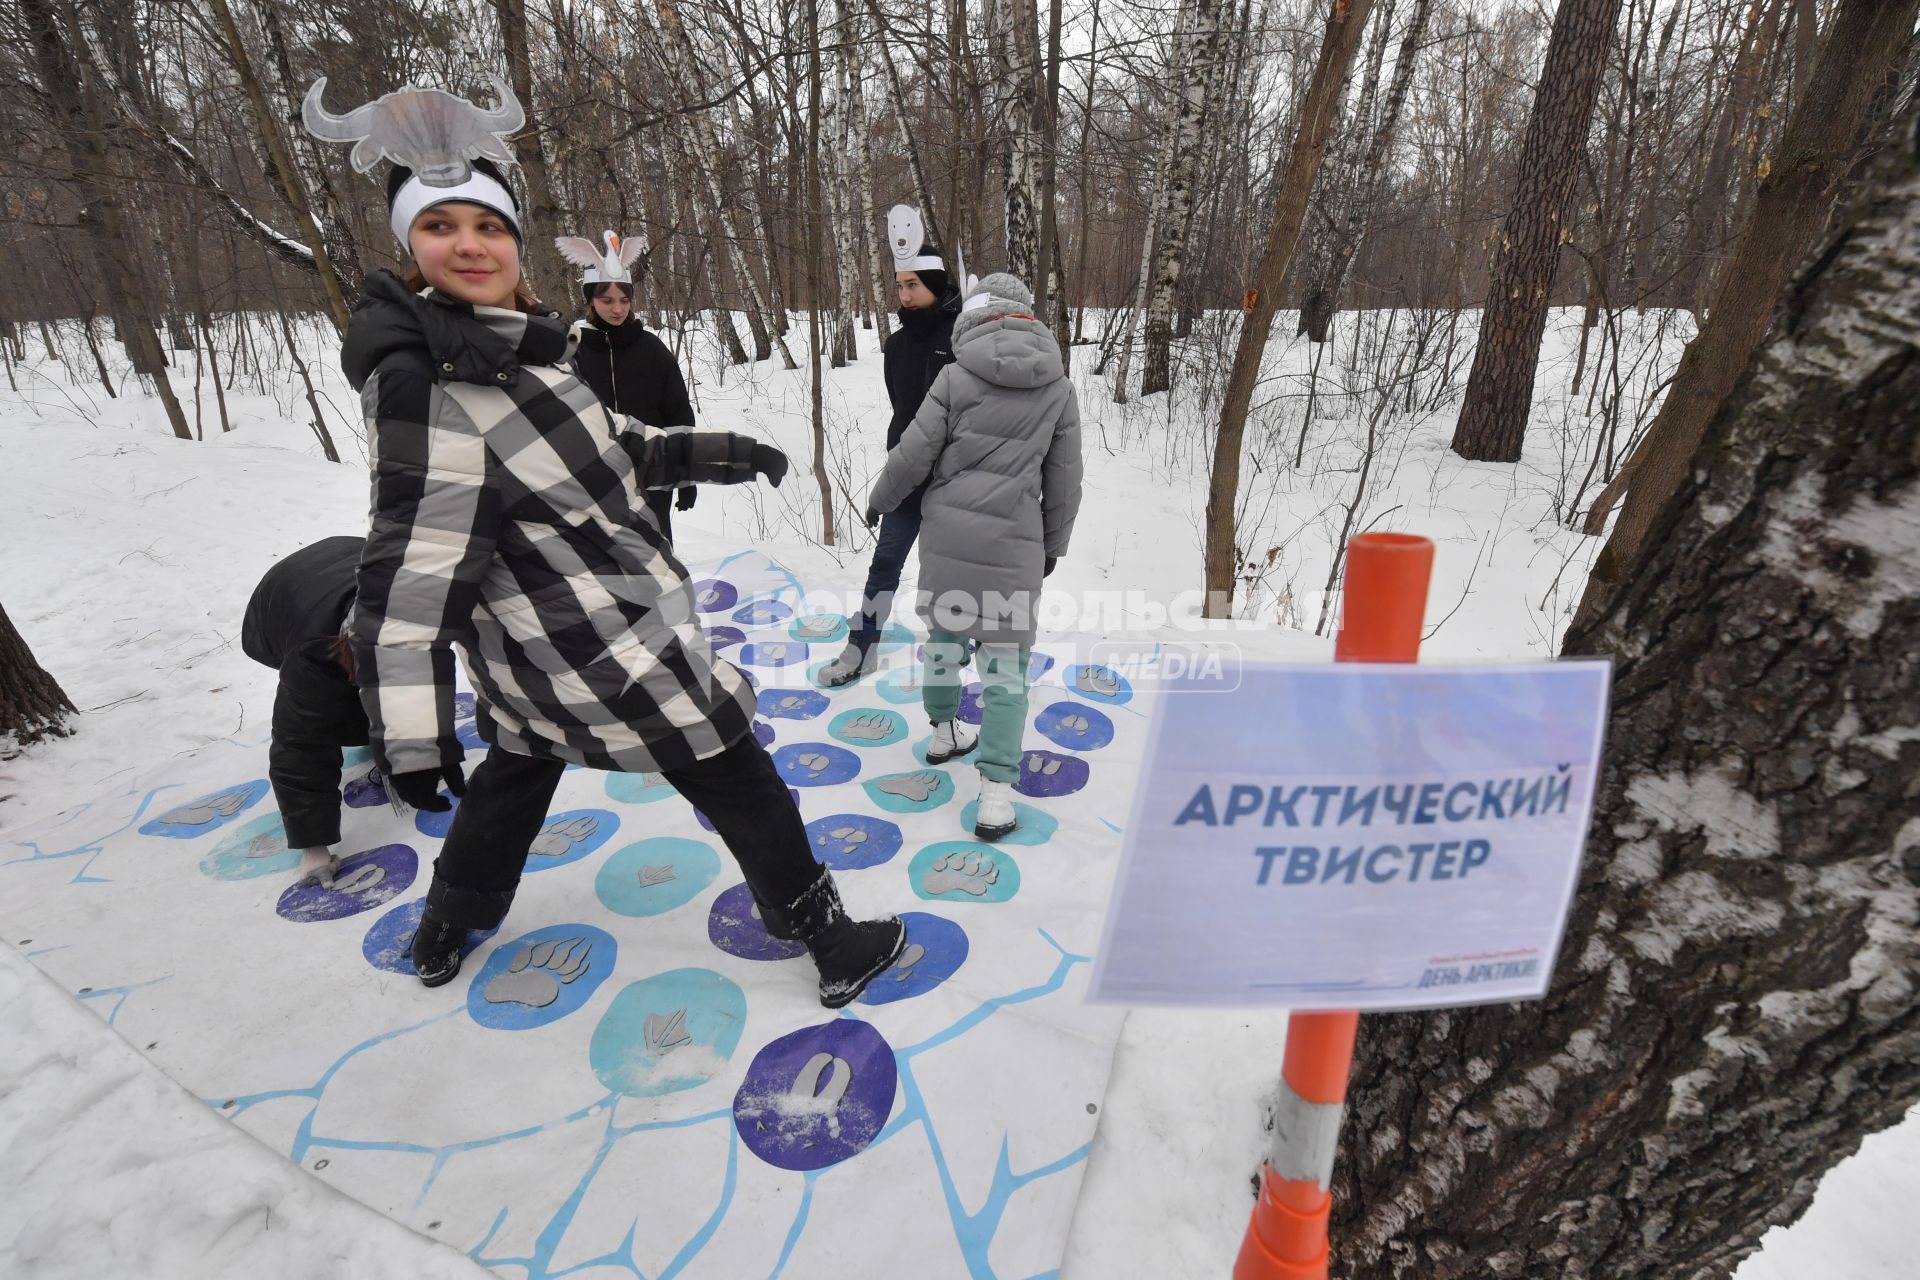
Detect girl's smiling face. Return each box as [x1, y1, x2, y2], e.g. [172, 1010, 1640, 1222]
[409, 202, 521, 308]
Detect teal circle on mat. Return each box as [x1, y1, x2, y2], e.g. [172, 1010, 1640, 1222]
[957, 799, 1059, 846]
[874, 667, 927, 705]
[828, 707, 910, 749]
[595, 837, 721, 917]
[605, 771, 677, 805]
[590, 968, 747, 1097]
[198, 811, 297, 880]
[789, 613, 848, 644]
[907, 841, 1021, 904]
[863, 768, 955, 814]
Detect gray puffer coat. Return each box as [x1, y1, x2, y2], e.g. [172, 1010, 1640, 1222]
[867, 313, 1083, 647]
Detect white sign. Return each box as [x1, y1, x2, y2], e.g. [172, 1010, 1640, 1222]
[1087, 661, 1612, 1010]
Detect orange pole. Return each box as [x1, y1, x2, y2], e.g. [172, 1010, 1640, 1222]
[1234, 533, 1433, 1280]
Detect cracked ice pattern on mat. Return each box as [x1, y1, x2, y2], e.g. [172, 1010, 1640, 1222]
[1, 552, 1133, 1280]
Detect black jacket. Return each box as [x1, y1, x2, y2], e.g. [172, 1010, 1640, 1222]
[242, 535, 369, 848]
[572, 316, 695, 431]
[882, 288, 962, 512]
[573, 317, 697, 522]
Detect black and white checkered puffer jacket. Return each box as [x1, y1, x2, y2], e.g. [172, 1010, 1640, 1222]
[339, 269, 764, 777]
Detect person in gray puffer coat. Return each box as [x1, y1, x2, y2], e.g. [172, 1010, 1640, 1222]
[866, 272, 1083, 840]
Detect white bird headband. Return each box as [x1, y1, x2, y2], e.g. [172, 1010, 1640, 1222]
[887, 204, 944, 274]
[556, 230, 648, 286]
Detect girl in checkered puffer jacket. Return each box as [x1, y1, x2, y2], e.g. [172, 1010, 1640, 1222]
[336, 158, 903, 1006]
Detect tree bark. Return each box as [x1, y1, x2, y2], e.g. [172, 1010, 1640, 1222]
[30, 0, 193, 442]
[1003, 0, 1046, 284]
[204, 0, 353, 333]
[652, 0, 795, 368]
[494, 0, 566, 302]
[1573, 0, 1919, 627]
[0, 603, 75, 751]
[1451, 0, 1625, 463]
[1329, 96, 1920, 1280]
[1301, 0, 1434, 343]
[1141, 0, 1223, 396]
[1201, 0, 1375, 617]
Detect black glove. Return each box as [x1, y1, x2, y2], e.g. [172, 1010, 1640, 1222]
[865, 506, 882, 529]
[387, 763, 466, 812]
[751, 443, 788, 488]
[1044, 555, 1058, 578]
[675, 486, 697, 511]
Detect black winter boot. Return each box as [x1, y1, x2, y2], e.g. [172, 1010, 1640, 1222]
[761, 869, 906, 1008]
[412, 879, 514, 988]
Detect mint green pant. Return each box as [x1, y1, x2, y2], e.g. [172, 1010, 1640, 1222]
[923, 629, 1030, 784]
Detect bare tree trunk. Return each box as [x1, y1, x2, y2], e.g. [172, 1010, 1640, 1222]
[1573, 0, 1918, 626]
[840, 0, 891, 345]
[1108, 0, 1194, 397]
[1297, 0, 1395, 343]
[1032, 0, 1066, 321]
[205, 0, 352, 332]
[1301, 0, 1435, 343]
[823, 77, 860, 366]
[1331, 98, 1920, 1278]
[1003, 0, 1045, 282]
[1201, 0, 1375, 616]
[0, 602, 74, 750]
[30, 0, 192, 442]
[494, 0, 566, 301]
[1141, 0, 1223, 396]
[1451, 0, 1625, 463]
[868, 0, 942, 249]
[652, 0, 795, 367]
[805, 0, 835, 544]
[254, 0, 363, 300]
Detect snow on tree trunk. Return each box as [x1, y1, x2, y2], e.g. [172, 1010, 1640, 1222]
[0, 603, 74, 752]
[1329, 101, 1920, 1279]
[823, 82, 860, 367]
[1450, 0, 1624, 463]
[1108, 0, 1194, 400]
[1140, 0, 1223, 397]
[652, 0, 794, 368]
[1003, 0, 1045, 285]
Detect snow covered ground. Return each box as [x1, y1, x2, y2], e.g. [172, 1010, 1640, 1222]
[1, 309, 1912, 1277]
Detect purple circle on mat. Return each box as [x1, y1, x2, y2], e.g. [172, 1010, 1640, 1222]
[707, 882, 807, 960]
[734, 1020, 898, 1171]
[753, 720, 777, 748]
[693, 580, 740, 613]
[276, 844, 417, 923]
[957, 683, 984, 725]
[707, 625, 747, 651]
[1014, 749, 1091, 799]
[341, 768, 389, 809]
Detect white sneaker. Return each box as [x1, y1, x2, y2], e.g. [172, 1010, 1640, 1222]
[974, 775, 1018, 841]
[927, 719, 979, 764]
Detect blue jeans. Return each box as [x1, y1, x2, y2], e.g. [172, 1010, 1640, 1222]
[852, 509, 923, 641]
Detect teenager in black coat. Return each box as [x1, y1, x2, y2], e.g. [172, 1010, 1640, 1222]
[241, 535, 371, 886]
[820, 245, 963, 686]
[572, 280, 698, 541]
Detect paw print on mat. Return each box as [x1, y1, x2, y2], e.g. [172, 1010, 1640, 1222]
[485, 936, 594, 1009]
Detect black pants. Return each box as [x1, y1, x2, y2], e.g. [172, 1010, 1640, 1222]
[645, 490, 674, 543]
[427, 736, 824, 929]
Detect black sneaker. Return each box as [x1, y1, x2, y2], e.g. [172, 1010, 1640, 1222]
[411, 914, 466, 988]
